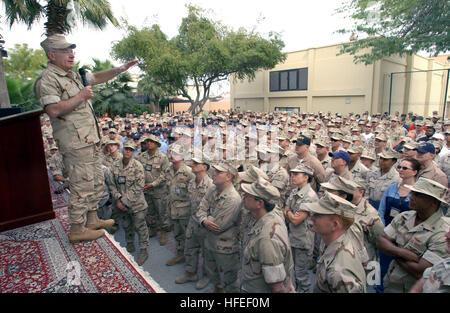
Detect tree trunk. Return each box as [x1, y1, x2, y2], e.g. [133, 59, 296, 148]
[0, 56, 11, 108]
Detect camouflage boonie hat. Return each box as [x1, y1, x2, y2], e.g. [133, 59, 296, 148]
[239, 165, 269, 183]
[306, 192, 356, 219]
[40, 34, 76, 54]
[290, 163, 314, 176]
[241, 177, 280, 203]
[347, 144, 363, 154]
[321, 176, 357, 195]
[212, 160, 238, 177]
[123, 141, 136, 150]
[405, 177, 448, 204]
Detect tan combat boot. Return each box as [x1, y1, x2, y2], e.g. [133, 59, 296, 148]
[175, 272, 198, 284]
[137, 249, 148, 266]
[159, 231, 167, 246]
[149, 228, 158, 238]
[85, 211, 115, 230]
[68, 223, 104, 244]
[126, 242, 135, 253]
[166, 252, 185, 266]
[195, 276, 210, 290]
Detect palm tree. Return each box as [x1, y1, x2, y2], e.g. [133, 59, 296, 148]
[1, 0, 119, 107]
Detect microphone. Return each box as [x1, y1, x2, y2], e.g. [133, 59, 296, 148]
[78, 67, 89, 87]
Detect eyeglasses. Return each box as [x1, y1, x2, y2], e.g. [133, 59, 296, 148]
[53, 49, 75, 55]
[397, 165, 412, 170]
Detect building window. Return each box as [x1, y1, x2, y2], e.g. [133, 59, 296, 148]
[269, 68, 308, 92]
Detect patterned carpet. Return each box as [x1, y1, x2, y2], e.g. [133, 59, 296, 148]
[0, 178, 164, 293]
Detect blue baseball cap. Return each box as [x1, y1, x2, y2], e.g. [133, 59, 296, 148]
[328, 151, 350, 164]
[295, 135, 311, 146]
[417, 142, 435, 154]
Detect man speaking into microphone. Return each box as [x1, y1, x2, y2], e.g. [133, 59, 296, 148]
[34, 34, 137, 244]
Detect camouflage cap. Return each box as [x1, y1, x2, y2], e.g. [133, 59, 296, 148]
[145, 134, 161, 147]
[375, 132, 388, 141]
[405, 177, 448, 204]
[168, 144, 185, 157]
[290, 163, 314, 176]
[403, 139, 419, 150]
[342, 135, 353, 144]
[108, 128, 118, 134]
[347, 144, 363, 154]
[315, 137, 330, 148]
[320, 176, 357, 195]
[40, 34, 76, 54]
[361, 149, 376, 161]
[123, 141, 136, 150]
[49, 144, 58, 150]
[378, 147, 400, 159]
[330, 133, 343, 141]
[106, 139, 121, 147]
[241, 177, 280, 203]
[238, 165, 270, 183]
[305, 191, 356, 219]
[212, 160, 238, 177]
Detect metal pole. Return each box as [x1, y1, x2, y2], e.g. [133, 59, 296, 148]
[443, 69, 450, 120]
[388, 73, 394, 115]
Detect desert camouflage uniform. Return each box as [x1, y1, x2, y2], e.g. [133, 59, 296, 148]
[422, 257, 450, 293]
[196, 184, 242, 292]
[166, 162, 195, 254]
[108, 157, 149, 250]
[383, 209, 448, 293]
[241, 209, 294, 293]
[314, 231, 367, 293]
[267, 164, 290, 218]
[136, 149, 170, 231]
[184, 174, 213, 275]
[34, 62, 103, 225]
[285, 183, 318, 292]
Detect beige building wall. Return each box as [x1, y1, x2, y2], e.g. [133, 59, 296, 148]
[231, 42, 450, 117]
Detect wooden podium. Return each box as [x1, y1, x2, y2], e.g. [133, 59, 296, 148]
[0, 109, 55, 232]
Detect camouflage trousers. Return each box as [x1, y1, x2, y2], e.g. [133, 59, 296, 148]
[173, 218, 189, 253]
[292, 247, 313, 293]
[184, 217, 207, 275]
[120, 209, 149, 250]
[62, 144, 104, 225]
[204, 249, 239, 293]
[144, 194, 169, 232]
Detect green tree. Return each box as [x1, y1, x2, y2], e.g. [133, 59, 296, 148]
[112, 5, 286, 114]
[137, 73, 176, 113]
[4, 43, 47, 80]
[90, 62, 137, 116]
[6, 76, 40, 111]
[336, 0, 450, 64]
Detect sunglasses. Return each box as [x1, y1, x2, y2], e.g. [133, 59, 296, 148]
[397, 165, 412, 170]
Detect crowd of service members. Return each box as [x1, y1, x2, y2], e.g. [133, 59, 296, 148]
[42, 109, 450, 293]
